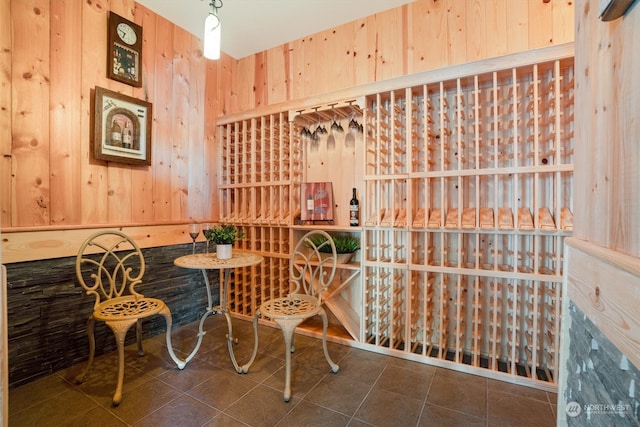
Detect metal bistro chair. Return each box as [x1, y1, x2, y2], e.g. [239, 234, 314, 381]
[242, 230, 339, 401]
[75, 230, 184, 405]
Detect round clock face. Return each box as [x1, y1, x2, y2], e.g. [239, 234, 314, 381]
[116, 22, 137, 45]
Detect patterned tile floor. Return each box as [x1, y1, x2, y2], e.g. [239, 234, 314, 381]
[9, 316, 558, 426]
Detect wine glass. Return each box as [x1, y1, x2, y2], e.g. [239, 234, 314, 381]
[326, 127, 336, 151]
[189, 223, 200, 255]
[202, 223, 213, 253]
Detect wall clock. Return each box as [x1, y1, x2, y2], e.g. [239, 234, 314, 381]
[107, 12, 143, 87]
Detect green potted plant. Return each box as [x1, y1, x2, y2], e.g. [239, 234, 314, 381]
[306, 234, 360, 264]
[204, 224, 244, 259]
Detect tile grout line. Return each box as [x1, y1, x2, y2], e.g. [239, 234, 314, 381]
[278, 341, 357, 423]
[414, 367, 436, 427]
[58, 371, 133, 427]
[272, 344, 353, 426]
[346, 361, 390, 426]
[486, 373, 490, 427]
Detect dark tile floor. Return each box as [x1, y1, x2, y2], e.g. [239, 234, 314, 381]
[9, 316, 558, 426]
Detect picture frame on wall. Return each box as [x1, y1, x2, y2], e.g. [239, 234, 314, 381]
[93, 86, 152, 166]
[300, 182, 334, 223]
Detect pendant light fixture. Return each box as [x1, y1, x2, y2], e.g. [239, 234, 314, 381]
[204, 0, 223, 60]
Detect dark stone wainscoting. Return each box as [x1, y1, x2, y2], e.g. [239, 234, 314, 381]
[5, 243, 218, 388]
[562, 301, 640, 426]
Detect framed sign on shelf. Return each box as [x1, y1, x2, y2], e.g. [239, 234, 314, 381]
[93, 86, 152, 166]
[300, 182, 334, 224]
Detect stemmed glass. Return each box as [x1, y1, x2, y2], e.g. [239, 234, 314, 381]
[189, 223, 200, 255]
[326, 129, 336, 151]
[202, 223, 213, 254]
[345, 116, 360, 147]
[327, 117, 342, 151]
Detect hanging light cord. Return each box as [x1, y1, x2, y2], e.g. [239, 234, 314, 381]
[210, 0, 223, 16]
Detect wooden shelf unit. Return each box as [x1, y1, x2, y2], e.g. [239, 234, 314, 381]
[216, 44, 574, 391]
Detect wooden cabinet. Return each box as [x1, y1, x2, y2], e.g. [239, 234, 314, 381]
[216, 44, 574, 391]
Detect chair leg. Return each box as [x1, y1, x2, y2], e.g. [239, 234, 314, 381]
[319, 308, 339, 373]
[277, 319, 303, 402]
[106, 320, 136, 406]
[159, 306, 186, 369]
[75, 317, 96, 384]
[240, 311, 261, 374]
[136, 319, 144, 356]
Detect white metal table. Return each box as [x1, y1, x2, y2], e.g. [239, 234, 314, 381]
[174, 252, 263, 372]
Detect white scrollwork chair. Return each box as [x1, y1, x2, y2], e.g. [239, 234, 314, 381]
[242, 230, 339, 401]
[75, 230, 184, 405]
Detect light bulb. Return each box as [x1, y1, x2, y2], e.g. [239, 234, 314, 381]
[204, 13, 221, 60]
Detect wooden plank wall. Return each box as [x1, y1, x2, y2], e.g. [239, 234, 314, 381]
[218, 0, 575, 116]
[0, 0, 215, 231]
[1, 0, 575, 263]
[558, 1, 640, 423]
[572, 0, 640, 256]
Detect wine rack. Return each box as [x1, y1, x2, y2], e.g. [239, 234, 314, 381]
[363, 56, 573, 387]
[219, 113, 294, 224]
[217, 44, 573, 391]
[218, 112, 296, 318]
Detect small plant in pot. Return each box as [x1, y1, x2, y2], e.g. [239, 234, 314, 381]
[204, 224, 244, 260]
[306, 234, 360, 264]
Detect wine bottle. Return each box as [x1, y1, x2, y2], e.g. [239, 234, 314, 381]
[122, 122, 132, 149]
[307, 193, 314, 217]
[350, 188, 359, 226]
[111, 119, 122, 147]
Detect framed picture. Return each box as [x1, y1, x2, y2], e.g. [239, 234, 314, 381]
[301, 182, 334, 222]
[93, 86, 152, 166]
[107, 12, 143, 87]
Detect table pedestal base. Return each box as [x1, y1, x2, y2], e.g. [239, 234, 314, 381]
[173, 253, 263, 373]
[181, 269, 243, 373]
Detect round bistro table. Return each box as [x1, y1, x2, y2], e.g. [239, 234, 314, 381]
[174, 252, 263, 372]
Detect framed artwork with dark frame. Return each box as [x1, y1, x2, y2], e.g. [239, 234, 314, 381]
[93, 86, 152, 166]
[107, 12, 143, 87]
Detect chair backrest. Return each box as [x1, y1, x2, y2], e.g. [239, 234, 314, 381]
[289, 230, 337, 303]
[76, 230, 145, 308]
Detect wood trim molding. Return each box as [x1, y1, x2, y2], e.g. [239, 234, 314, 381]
[566, 237, 640, 277]
[565, 237, 640, 369]
[1, 224, 202, 264]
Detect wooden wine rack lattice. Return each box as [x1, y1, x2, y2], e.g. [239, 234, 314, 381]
[217, 45, 574, 390]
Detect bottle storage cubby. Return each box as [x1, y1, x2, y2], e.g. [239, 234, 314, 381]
[227, 225, 291, 318]
[410, 231, 565, 277]
[217, 45, 573, 391]
[290, 100, 365, 227]
[227, 254, 290, 317]
[364, 179, 409, 228]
